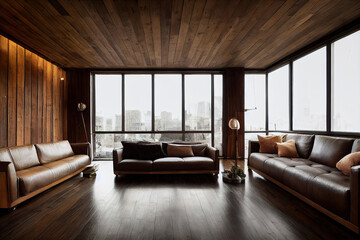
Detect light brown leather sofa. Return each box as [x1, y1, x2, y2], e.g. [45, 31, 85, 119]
[0, 140, 91, 209]
[248, 134, 360, 233]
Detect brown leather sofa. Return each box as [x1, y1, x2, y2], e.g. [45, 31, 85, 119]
[248, 134, 360, 233]
[0, 140, 91, 209]
[113, 144, 219, 175]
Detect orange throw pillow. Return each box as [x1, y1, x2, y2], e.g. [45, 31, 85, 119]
[258, 135, 282, 154]
[336, 152, 360, 175]
[167, 144, 194, 157]
[277, 140, 299, 158]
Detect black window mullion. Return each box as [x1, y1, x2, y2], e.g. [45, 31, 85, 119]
[265, 72, 269, 135]
[182, 74, 185, 141]
[152, 73, 155, 132]
[326, 43, 332, 133]
[289, 62, 293, 131]
[211, 74, 214, 147]
[122, 74, 125, 131]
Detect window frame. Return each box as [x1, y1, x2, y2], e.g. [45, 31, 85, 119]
[92, 71, 223, 158]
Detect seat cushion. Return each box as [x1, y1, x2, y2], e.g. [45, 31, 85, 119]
[309, 171, 350, 219]
[183, 157, 214, 170]
[61, 155, 91, 172]
[43, 160, 73, 181]
[309, 135, 354, 167]
[285, 134, 314, 158]
[17, 166, 54, 196]
[153, 157, 185, 171]
[35, 140, 74, 164]
[118, 159, 153, 171]
[248, 153, 277, 172]
[9, 145, 40, 171]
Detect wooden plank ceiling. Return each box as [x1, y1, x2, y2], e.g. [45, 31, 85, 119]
[0, 0, 360, 69]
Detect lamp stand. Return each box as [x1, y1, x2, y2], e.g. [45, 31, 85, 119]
[80, 111, 89, 143]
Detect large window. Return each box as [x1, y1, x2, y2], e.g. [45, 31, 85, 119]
[94, 72, 223, 159]
[124, 75, 152, 131]
[332, 30, 360, 132]
[268, 65, 289, 130]
[154, 74, 182, 131]
[185, 75, 211, 131]
[245, 74, 266, 131]
[95, 75, 122, 131]
[293, 47, 326, 131]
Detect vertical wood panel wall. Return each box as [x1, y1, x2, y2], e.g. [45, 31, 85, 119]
[0, 35, 67, 148]
[223, 68, 245, 159]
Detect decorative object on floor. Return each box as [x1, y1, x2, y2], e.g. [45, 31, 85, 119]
[77, 102, 89, 142]
[223, 117, 246, 183]
[83, 163, 99, 178]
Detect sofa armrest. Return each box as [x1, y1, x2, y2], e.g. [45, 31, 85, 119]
[0, 161, 18, 208]
[350, 165, 360, 226]
[71, 142, 91, 157]
[206, 146, 219, 171]
[113, 148, 123, 172]
[248, 140, 260, 159]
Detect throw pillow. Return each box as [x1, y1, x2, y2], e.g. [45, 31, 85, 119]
[277, 140, 299, 158]
[121, 141, 139, 159]
[191, 143, 208, 156]
[167, 144, 194, 157]
[258, 135, 282, 154]
[336, 152, 360, 175]
[137, 143, 165, 160]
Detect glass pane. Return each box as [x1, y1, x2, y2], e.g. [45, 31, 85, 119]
[154, 74, 182, 130]
[94, 134, 122, 159]
[214, 74, 223, 155]
[268, 65, 289, 130]
[185, 75, 211, 130]
[332, 30, 360, 132]
[124, 74, 152, 131]
[154, 133, 183, 142]
[293, 47, 326, 131]
[95, 75, 122, 131]
[245, 74, 266, 131]
[185, 133, 211, 146]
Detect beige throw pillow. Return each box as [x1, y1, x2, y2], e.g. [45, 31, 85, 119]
[167, 144, 194, 157]
[336, 152, 360, 175]
[258, 135, 282, 154]
[277, 140, 299, 158]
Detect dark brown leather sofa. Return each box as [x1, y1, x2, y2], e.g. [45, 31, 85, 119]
[0, 140, 91, 209]
[113, 144, 219, 175]
[248, 134, 360, 233]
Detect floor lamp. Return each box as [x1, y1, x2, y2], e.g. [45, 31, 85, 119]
[77, 102, 89, 143]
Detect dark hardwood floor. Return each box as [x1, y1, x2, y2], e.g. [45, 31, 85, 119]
[0, 160, 357, 240]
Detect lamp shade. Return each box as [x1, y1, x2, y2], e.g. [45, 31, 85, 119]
[77, 102, 87, 112]
[228, 118, 240, 130]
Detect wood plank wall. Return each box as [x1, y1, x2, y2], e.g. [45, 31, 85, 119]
[66, 70, 90, 144]
[223, 68, 245, 159]
[0, 35, 67, 148]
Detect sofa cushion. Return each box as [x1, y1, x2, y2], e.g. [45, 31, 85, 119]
[17, 166, 54, 195]
[248, 153, 277, 172]
[167, 144, 194, 157]
[309, 136, 354, 167]
[352, 139, 360, 153]
[118, 159, 153, 171]
[61, 155, 91, 172]
[285, 134, 314, 158]
[121, 141, 140, 159]
[258, 135, 282, 154]
[277, 140, 299, 158]
[336, 152, 360, 175]
[9, 145, 40, 171]
[137, 143, 165, 160]
[309, 171, 350, 219]
[183, 157, 214, 170]
[35, 140, 74, 164]
[162, 142, 203, 155]
[153, 157, 185, 171]
[43, 160, 73, 181]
